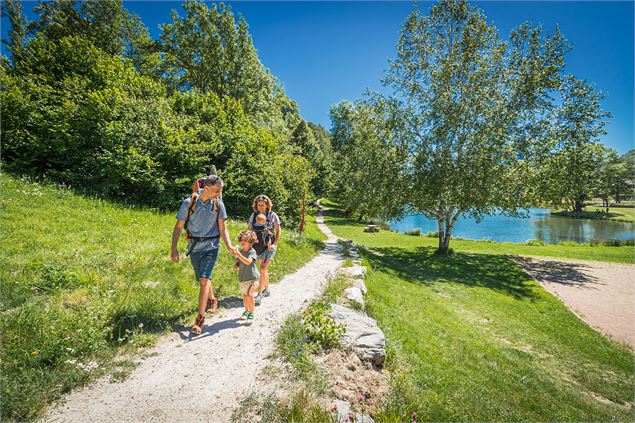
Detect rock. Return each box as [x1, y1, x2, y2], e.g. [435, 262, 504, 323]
[340, 266, 367, 280]
[332, 400, 375, 423]
[352, 280, 367, 295]
[344, 287, 364, 306]
[330, 304, 386, 366]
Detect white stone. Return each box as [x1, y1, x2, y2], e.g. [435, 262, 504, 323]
[340, 266, 367, 280]
[330, 304, 386, 366]
[352, 280, 367, 295]
[344, 287, 364, 306]
[332, 400, 376, 423]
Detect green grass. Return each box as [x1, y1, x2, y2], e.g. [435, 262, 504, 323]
[322, 208, 634, 421]
[582, 206, 635, 223]
[0, 172, 325, 422]
[323, 211, 634, 264]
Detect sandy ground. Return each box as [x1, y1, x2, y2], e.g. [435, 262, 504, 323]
[516, 256, 635, 349]
[44, 211, 343, 423]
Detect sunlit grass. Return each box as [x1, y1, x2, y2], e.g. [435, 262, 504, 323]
[0, 172, 324, 421]
[322, 207, 634, 421]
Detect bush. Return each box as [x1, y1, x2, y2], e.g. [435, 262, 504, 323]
[526, 239, 545, 246]
[1, 34, 323, 227]
[302, 301, 345, 352]
[404, 228, 421, 236]
[589, 238, 635, 247]
[424, 231, 439, 238]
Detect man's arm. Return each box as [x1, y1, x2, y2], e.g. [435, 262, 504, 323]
[171, 220, 185, 262]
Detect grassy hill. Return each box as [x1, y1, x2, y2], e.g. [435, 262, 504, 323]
[323, 207, 634, 421]
[0, 173, 325, 421]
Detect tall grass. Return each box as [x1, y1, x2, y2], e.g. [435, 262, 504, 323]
[0, 173, 325, 421]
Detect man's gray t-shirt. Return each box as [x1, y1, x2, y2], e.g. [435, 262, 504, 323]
[176, 197, 228, 252]
[238, 248, 259, 282]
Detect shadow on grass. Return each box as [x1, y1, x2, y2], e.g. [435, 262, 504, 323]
[514, 257, 601, 287]
[362, 245, 539, 300]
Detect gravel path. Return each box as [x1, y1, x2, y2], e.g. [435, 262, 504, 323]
[44, 210, 343, 423]
[516, 256, 635, 349]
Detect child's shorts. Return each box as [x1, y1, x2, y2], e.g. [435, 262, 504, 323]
[239, 280, 259, 296]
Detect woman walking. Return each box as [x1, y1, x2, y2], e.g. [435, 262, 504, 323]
[247, 195, 281, 305]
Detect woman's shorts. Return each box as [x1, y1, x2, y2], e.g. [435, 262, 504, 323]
[189, 248, 219, 280]
[257, 248, 277, 263]
[239, 279, 259, 296]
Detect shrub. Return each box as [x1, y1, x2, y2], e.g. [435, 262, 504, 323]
[525, 239, 545, 246]
[589, 238, 635, 247]
[302, 301, 345, 352]
[404, 228, 421, 236]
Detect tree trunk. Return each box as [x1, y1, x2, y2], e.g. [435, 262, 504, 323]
[616, 188, 621, 203]
[573, 198, 584, 213]
[436, 210, 461, 254]
[437, 218, 447, 253]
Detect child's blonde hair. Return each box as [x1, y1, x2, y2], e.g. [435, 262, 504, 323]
[238, 230, 257, 244]
[256, 213, 267, 224]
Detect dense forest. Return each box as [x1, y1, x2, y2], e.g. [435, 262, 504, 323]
[1, 0, 333, 227]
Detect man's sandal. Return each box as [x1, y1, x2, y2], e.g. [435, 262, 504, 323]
[191, 313, 205, 335]
[206, 297, 218, 313]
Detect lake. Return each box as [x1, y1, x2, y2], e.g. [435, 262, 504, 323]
[388, 208, 635, 244]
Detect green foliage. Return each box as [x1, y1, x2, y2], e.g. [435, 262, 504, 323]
[525, 239, 545, 246]
[235, 390, 337, 423]
[405, 228, 421, 236]
[330, 1, 578, 254]
[1, 0, 334, 229]
[321, 275, 351, 305]
[302, 301, 345, 352]
[588, 238, 635, 247]
[329, 100, 409, 221]
[159, 0, 299, 134]
[539, 76, 611, 213]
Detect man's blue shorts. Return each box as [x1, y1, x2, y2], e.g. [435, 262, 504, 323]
[257, 248, 277, 263]
[189, 248, 219, 280]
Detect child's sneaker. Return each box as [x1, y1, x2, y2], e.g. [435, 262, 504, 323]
[262, 289, 271, 297]
[239, 310, 249, 321]
[254, 294, 262, 306]
[245, 312, 254, 325]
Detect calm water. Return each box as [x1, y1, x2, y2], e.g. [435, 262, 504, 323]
[389, 208, 635, 244]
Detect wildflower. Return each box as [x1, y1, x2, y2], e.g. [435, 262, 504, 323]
[359, 393, 365, 402]
[412, 411, 417, 422]
[31, 351, 39, 356]
[138, 323, 144, 328]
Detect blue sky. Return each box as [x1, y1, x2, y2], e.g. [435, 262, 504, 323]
[3, 1, 633, 153]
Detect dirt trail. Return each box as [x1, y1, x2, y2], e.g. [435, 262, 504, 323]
[516, 256, 635, 349]
[45, 210, 343, 423]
